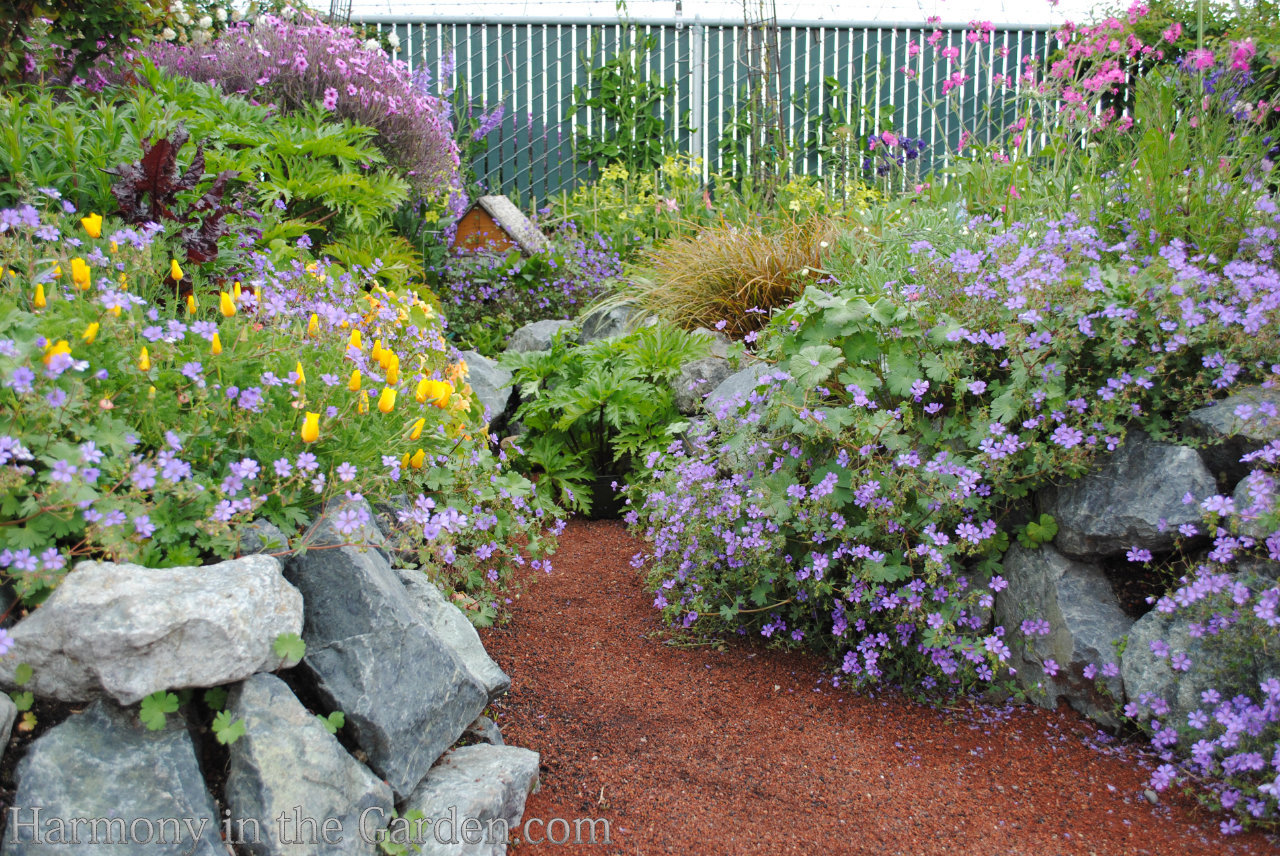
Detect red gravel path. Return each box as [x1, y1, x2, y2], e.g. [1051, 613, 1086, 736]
[480, 520, 1278, 856]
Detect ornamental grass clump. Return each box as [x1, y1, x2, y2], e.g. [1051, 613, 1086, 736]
[0, 197, 560, 624]
[141, 11, 459, 196]
[625, 216, 843, 339]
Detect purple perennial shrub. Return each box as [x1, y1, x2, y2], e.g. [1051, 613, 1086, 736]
[143, 12, 459, 196]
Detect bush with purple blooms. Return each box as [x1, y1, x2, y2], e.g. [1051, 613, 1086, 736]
[432, 223, 623, 355]
[0, 197, 561, 625]
[629, 194, 1280, 691]
[1110, 465, 1280, 831]
[138, 11, 460, 197]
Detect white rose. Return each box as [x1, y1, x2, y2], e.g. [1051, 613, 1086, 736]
[178, 11, 191, 24]
[214, 7, 227, 21]
[197, 15, 212, 28]
[161, 27, 177, 40]
[387, 32, 400, 48]
[363, 38, 379, 50]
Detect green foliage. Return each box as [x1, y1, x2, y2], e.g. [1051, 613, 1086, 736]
[0, 198, 560, 612]
[316, 710, 345, 735]
[572, 23, 676, 175]
[0, 66, 413, 285]
[272, 633, 306, 666]
[0, 0, 160, 85]
[500, 323, 707, 515]
[211, 709, 245, 745]
[202, 686, 228, 711]
[1016, 514, 1059, 549]
[139, 690, 180, 730]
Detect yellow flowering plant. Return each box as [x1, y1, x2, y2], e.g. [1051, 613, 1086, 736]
[0, 201, 562, 619]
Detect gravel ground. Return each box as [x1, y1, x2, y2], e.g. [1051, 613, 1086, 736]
[481, 519, 1278, 856]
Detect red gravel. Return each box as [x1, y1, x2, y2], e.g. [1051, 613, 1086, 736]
[481, 519, 1278, 856]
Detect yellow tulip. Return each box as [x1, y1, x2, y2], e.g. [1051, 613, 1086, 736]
[371, 340, 384, 362]
[232, 281, 242, 300]
[169, 259, 183, 282]
[300, 412, 320, 444]
[109, 241, 118, 254]
[186, 294, 197, 314]
[81, 212, 102, 239]
[138, 346, 151, 371]
[385, 356, 399, 385]
[348, 329, 362, 350]
[307, 313, 319, 336]
[377, 387, 396, 414]
[52, 263, 61, 277]
[42, 340, 70, 365]
[409, 418, 425, 441]
[70, 258, 91, 290]
[357, 391, 369, 414]
[409, 448, 425, 469]
[219, 292, 236, 317]
[211, 332, 223, 355]
[348, 369, 362, 392]
[418, 379, 453, 408]
[109, 305, 121, 317]
[294, 361, 305, 386]
[81, 322, 99, 345]
[148, 385, 156, 398]
[34, 283, 46, 309]
[400, 451, 411, 469]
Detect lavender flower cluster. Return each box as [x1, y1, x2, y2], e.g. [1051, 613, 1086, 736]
[142, 12, 459, 196]
[628, 191, 1280, 826]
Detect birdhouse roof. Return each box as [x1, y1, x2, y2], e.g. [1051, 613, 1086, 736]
[466, 195, 549, 255]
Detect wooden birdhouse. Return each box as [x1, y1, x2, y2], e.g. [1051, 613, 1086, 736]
[450, 195, 550, 255]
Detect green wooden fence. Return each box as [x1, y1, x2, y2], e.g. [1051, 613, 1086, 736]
[357, 15, 1056, 204]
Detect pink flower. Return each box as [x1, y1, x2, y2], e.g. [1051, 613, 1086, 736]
[322, 86, 338, 110]
[1161, 22, 1182, 43]
[1230, 39, 1256, 71]
[881, 131, 899, 147]
[1187, 48, 1215, 70]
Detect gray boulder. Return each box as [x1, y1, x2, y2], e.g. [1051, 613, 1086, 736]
[1121, 610, 1216, 730]
[1233, 470, 1277, 542]
[225, 674, 393, 856]
[578, 304, 642, 344]
[705, 363, 772, 417]
[0, 693, 14, 767]
[286, 505, 488, 800]
[1183, 386, 1280, 483]
[397, 570, 511, 703]
[399, 744, 542, 856]
[690, 328, 733, 359]
[464, 715, 505, 746]
[0, 555, 302, 704]
[238, 518, 291, 556]
[506, 320, 574, 354]
[1, 700, 222, 855]
[672, 357, 733, 415]
[995, 544, 1131, 727]
[460, 350, 514, 424]
[1040, 430, 1216, 559]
